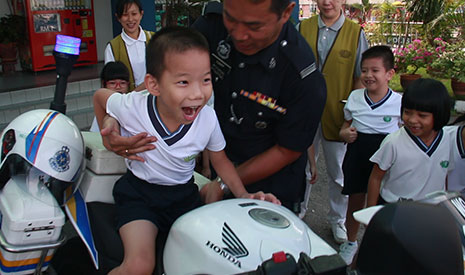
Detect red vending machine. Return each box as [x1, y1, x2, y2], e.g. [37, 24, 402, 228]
[20, 0, 97, 71]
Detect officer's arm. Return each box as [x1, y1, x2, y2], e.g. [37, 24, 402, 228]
[235, 145, 301, 185]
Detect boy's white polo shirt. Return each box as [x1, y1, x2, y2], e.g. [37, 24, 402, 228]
[344, 88, 402, 134]
[107, 91, 225, 185]
[370, 127, 453, 202]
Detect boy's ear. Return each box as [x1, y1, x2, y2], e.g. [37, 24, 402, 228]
[145, 74, 160, 96]
[387, 68, 395, 80]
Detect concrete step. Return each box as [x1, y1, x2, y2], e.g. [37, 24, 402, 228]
[0, 78, 101, 132]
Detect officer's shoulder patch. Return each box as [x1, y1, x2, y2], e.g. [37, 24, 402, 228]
[202, 1, 222, 15]
[279, 38, 317, 79]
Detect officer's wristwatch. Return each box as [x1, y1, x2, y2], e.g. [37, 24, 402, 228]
[216, 177, 231, 196]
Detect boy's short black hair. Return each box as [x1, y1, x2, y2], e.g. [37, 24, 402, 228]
[361, 45, 394, 71]
[146, 26, 210, 79]
[115, 0, 143, 18]
[100, 61, 130, 87]
[401, 78, 451, 131]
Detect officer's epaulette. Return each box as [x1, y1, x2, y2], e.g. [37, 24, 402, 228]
[202, 1, 222, 16]
[279, 34, 317, 80]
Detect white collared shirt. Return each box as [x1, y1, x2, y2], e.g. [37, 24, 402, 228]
[104, 26, 147, 87]
[316, 13, 368, 77]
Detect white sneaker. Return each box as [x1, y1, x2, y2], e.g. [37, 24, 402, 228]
[331, 222, 348, 244]
[339, 241, 358, 265]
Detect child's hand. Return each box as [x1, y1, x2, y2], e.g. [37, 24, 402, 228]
[308, 166, 318, 185]
[240, 192, 281, 205]
[340, 126, 358, 143]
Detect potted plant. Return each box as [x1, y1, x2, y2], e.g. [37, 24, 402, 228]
[429, 39, 465, 98]
[0, 14, 26, 74]
[393, 39, 435, 90]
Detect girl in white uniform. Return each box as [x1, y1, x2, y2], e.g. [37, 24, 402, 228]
[367, 78, 453, 206]
[444, 115, 465, 193]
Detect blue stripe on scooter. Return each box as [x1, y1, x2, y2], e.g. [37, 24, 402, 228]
[65, 189, 99, 269]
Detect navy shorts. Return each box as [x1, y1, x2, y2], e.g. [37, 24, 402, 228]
[342, 132, 386, 195]
[113, 170, 203, 232]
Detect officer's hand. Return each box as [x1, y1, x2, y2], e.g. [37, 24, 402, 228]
[100, 116, 157, 162]
[200, 181, 223, 204]
[240, 192, 281, 205]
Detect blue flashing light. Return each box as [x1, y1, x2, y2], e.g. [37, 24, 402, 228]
[54, 35, 81, 55]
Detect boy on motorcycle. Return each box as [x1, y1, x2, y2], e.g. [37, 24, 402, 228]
[93, 27, 280, 275]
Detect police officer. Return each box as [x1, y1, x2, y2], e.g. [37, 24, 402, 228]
[193, 0, 326, 213]
[100, 0, 326, 214]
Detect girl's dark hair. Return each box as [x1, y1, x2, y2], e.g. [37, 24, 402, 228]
[115, 0, 143, 18]
[146, 26, 209, 79]
[100, 61, 130, 87]
[401, 78, 451, 131]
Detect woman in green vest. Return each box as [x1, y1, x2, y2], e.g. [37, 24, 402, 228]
[104, 0, 154, 91]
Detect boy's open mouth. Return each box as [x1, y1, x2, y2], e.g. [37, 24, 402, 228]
[182, 106, 200, 121]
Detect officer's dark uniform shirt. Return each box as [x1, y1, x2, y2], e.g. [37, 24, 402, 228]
[193, 10, 326, 212]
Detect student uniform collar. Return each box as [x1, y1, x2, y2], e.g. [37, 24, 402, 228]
[147, 94, 192, 146]
[405, 127, 443, 157]
[121, 26, 146, 45]
[456, 125, 465, 158]
[235, 21, 290, 72]
[317, 12, 345, 32]
[364, 88, 393, 110]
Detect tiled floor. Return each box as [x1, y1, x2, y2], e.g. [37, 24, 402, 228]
[0, 62, 104, 93]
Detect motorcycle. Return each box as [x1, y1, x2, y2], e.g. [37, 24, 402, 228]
[57, 130, 342, 275]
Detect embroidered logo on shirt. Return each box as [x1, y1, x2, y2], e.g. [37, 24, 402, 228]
[239, 90, 287, 114]
[339, 50, 352, 58]
[440, 160, 449, 168]
[383, 116, 392, 122]
[183, 154, 198, 162]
